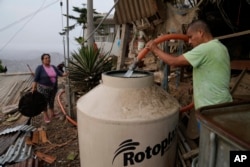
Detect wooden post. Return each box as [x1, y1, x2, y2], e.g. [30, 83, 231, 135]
[116, 24, 129, 70]
[87, 0, 94, 46]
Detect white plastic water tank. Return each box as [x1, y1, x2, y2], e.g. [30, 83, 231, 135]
[77, 71, 180, 167]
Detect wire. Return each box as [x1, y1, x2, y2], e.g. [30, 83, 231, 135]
[216, 0, 235, 31]
[84, 0, 120, 43]
[0, 0, 59, 52]
[0, 0, 59, 32]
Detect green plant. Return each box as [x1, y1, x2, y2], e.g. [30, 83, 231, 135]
[0, 60, 4, 72]
[60, 4, 102, 38]
[68, 46, 113, 94]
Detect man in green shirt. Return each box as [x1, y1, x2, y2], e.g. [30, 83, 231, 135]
[145, 20, 232, 110]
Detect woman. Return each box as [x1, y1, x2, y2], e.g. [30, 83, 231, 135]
[32, 53, 67, 123]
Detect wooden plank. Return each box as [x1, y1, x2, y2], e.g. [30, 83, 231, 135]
[116, 24, 130, 70]
[216, 30, 250, 40]
[231, 70, 250, 97]
[231, 60, 250, 70]
[32, 131, 39, 144]
[35, 151, 56, 164]
[40, 130, 48, 143]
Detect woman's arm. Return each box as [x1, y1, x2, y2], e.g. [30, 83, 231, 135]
[31, 82, 37, 93]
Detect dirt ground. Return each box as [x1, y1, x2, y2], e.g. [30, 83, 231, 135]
[30, 73, 193, 167]
[31, 91, 80, 167]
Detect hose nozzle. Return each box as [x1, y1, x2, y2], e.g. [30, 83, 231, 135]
[124, 60, 139, 77]
[129, 60, 139, 71]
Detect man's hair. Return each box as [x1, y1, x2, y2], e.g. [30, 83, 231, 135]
[187, 20, 212, 35]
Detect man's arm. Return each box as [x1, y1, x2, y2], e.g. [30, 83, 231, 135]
[145, 40, 190, 66]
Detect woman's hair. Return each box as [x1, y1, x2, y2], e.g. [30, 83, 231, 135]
[41, 53, 50, 61]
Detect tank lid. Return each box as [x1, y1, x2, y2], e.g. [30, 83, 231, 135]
[102, 70, 154, 88]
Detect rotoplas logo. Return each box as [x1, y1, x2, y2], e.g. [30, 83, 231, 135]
[112, 128, 177, 166]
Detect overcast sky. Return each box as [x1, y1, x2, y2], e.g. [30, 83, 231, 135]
[0, 0, 115, 54]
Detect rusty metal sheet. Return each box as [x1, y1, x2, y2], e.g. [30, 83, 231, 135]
[196, 102, 250, 167]
[0, 116, 30, 159]
[0, 132, 20, 155]
[114, 0, 165, 24]
[0, 124, 36, 136]
[0, 133, 33, 165]
[196, 102, 250, 149]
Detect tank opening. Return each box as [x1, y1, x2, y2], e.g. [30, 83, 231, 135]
[124, 61, 139, 77]
[104, 70, 152, 78]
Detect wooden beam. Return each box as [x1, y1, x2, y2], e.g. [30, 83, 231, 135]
[116, 24, 130, 70]
[231, 60, 250, 70]
[216, 30, 250, 40]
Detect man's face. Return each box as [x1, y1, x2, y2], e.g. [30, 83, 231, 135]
[187, 28, 203, 48]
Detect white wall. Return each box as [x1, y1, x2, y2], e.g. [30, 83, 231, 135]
[96, 25, 121, 56]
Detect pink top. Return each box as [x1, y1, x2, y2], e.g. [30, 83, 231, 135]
[43, 65, 56, 83]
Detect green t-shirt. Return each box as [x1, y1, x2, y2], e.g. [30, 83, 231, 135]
[183, 39, 232, 110]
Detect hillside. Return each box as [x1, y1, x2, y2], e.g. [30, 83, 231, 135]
[0, 50, 64, 73]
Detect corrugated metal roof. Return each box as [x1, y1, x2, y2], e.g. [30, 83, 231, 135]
[0, 119, 34, 155]
[0, 73, 34, 166]
[0, 132, 21, 155]
[0, 73, 33, 108]
[0, 114, 30, 134]
[114, 0, 166, 24]
[5, 158, 39, 167]
[0, 133, 33, 165]
[0, 124, 36, 136]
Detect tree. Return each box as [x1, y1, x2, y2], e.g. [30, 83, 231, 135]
[0, 60, 7, 73]
[60, 4, 102, 46]
[0, 60, 4, 72]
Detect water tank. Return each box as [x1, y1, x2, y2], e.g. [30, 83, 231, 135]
[77, 71, 180, 167]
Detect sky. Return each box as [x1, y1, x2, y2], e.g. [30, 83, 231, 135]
[0, 0, 115, 55]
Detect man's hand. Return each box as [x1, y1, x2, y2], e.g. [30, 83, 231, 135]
[145, 40, 158, 52]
